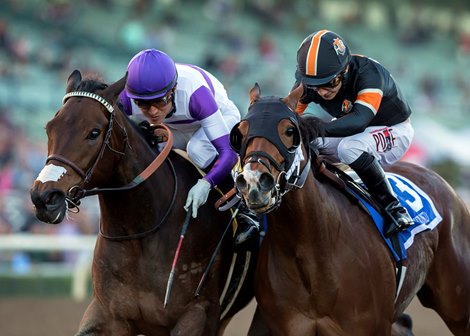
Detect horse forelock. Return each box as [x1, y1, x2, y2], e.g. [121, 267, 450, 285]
[76, 78, 109, 93]
[62, 75, 156, 155]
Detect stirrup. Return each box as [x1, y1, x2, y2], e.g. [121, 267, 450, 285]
[235, 224, 259, 245]
[383, 202, 414, 237]
[235, 213, 260, 245]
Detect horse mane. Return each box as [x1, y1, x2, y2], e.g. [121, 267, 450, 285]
[70, 73, 159, 153]
[77, 73, 109, 93]
[298, 115, 329, 155]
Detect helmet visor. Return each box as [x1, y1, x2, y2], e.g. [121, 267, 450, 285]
[295, 69, 340, 87]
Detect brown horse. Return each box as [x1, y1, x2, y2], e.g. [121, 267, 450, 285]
[29, 70, 267, 336]
[230, 83, 470, 336]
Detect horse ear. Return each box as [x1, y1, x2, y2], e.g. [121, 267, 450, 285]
[103, 72, 128, 103]
[249, 82, 261, 106]
[66, 70, 82, 93]
[282, 84, 304, 111]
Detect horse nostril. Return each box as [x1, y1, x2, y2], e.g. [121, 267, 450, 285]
[235, 174, 247, 191]
[259, 172, 275, 192]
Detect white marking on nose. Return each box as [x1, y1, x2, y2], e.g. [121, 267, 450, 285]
[36, 164, 67, 183]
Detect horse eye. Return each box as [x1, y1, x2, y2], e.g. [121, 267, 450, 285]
[285, 127, 296, 137]
[87, 128, 101, 140]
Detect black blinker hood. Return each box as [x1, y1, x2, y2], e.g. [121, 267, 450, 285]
[235, 96, 300, 169]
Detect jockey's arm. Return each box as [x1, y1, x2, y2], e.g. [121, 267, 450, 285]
[324, 106, 375, 137]
[199, 111, 238, 187]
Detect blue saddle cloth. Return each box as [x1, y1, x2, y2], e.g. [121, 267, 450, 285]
[351, 173, 442, 262]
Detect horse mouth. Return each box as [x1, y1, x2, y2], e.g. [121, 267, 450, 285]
[30, 188, 67, 224]
[35, 207, 66, 224]
[244, 195, 275, 215]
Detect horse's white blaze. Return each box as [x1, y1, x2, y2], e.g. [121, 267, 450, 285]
[36, 164, 67, 183]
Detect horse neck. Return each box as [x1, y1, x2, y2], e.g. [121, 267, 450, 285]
[268, 172, 342, 252]
[97, 117, 174, 236]
[261, 172, 353, 302]
[260, 173, 345, 291]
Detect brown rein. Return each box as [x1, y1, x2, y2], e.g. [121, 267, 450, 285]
[82, 123, 174, 197]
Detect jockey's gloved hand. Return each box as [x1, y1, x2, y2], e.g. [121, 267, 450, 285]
[138, 120, 158, 146]
[184, 179, 211, 218]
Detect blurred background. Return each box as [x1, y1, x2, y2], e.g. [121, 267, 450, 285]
[0, 0, 469, 335]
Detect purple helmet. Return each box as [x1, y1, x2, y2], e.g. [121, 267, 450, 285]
[126, 49, 178, 100]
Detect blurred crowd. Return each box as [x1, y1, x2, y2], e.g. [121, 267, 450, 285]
[1, 0, 470, 272]
[0, 107, 99, 271]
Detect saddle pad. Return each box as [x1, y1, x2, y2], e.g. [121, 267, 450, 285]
[352, 172, 442, 261]
[387, 173, 442, 249]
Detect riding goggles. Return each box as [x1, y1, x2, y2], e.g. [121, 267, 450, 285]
[134, 92, 173, 109]
[306, 72, 344, 91]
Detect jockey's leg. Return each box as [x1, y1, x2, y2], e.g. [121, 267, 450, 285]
[215, 172, 260, 246]
[350, 152, 414, 236]
[234, 202, 260, 246]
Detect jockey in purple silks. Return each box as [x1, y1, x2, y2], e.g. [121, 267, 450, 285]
[119, 49, 259, 245]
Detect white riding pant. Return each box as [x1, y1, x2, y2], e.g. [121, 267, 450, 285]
[171, 103, 240, 169]
[316, 119, 414, 165]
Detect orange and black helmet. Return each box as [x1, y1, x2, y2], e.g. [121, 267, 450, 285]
[295, 30, 351, 87]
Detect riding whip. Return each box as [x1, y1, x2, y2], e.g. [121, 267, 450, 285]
[194, 204, 240, 298]
[164, 207, 192, 308]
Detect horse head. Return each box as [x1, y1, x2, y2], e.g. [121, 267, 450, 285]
[230, 83, 321, 215]
[30, 70, 128, 224]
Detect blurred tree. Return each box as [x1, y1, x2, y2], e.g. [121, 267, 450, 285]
[429, 159, 462, 187]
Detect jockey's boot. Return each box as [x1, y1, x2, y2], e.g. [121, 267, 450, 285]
[235, 204, 260, 246]
[211, 170, 260, 246]
[350, 152, 414, 237]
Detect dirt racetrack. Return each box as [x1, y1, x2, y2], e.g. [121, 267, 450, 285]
[0, 297, 452, 335]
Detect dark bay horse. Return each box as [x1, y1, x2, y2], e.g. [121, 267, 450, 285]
[29, 70, 265, 336]
[230, 83, 470, 335]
